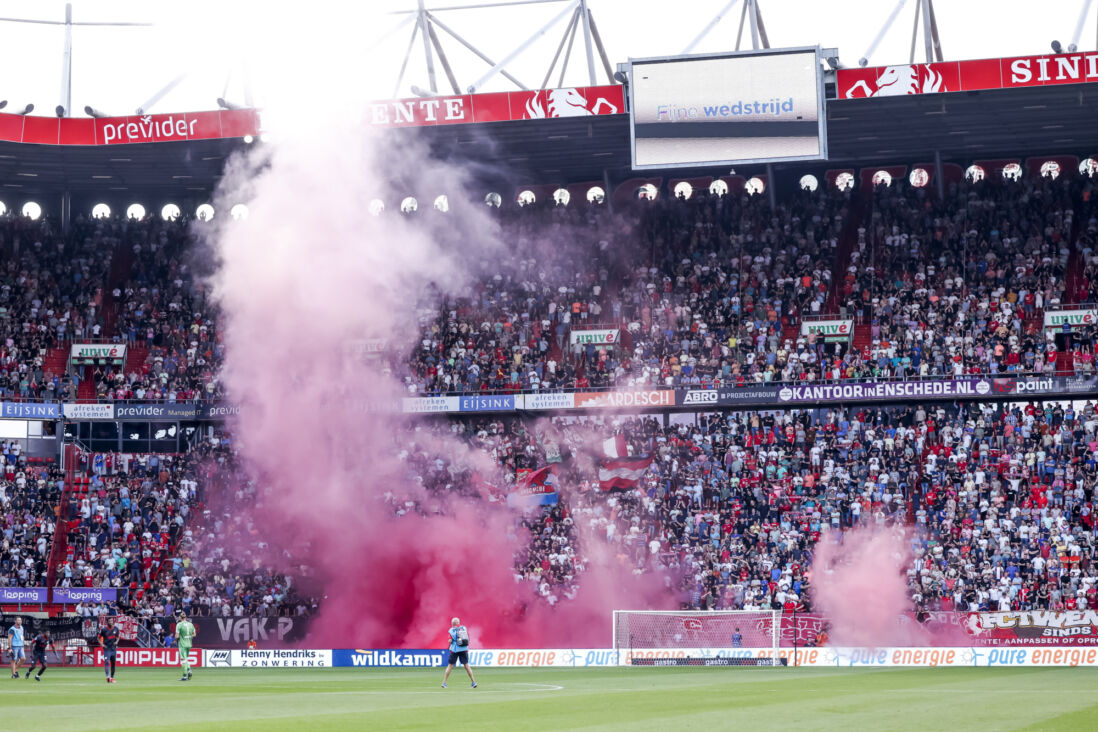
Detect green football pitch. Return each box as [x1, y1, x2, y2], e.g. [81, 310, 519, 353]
[1, 666, 1097, 731]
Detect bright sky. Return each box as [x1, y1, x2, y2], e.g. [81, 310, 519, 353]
[0, 0, 1093, 115]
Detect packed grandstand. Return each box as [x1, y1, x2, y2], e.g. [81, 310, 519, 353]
[0, 165, 1095, 643]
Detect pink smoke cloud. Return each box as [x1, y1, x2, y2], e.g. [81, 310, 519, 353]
[200, 84, 673, 648]
[809, 526, 915, 647]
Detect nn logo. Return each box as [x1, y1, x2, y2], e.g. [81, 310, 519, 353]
[682, 390, 718, 405]
[207, 651, 230, 667]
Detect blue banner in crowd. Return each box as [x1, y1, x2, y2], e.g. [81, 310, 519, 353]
[333, 649, 447, 667]
[458, 395, 515, 412]
[0, 587, 48, 603]
[1, 402, 59, 419]
[53, 587, 117, 603]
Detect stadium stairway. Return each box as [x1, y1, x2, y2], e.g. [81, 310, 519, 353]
[43, 346, 69, 380]
[101, 237, 137, 336]
[781, 323, 799, 345]
[45, 444, 85, 588]
[76, 365, 97, 401]
[1055, 349, 1076, 375]
[825, 185, 873, 313]
[1065, 197, 1087, 304]
[1064, 248, 1086, 304]
[852, 323, 872, 354]
[124, 342, 149, 377]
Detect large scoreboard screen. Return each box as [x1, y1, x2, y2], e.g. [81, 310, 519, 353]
[628, 47, 827, 169]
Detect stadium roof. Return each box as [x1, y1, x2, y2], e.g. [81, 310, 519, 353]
[1, 1, 1097, 206]
[396, 80, 1098, 189]
[3, 76, 1097, 208]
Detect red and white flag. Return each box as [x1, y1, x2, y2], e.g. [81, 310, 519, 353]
[602, 434, 628, 458]
[597, 456, 653, 492]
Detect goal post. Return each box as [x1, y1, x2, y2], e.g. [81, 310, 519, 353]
[612, 610, 785, 666]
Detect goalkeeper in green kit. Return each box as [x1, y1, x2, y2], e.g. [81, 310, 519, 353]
[175, 612, 196, 681]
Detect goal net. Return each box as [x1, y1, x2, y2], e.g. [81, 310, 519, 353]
[613, 610, 784, 666]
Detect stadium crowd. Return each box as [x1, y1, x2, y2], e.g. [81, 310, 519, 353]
[383, 396, 1098, 616]
[0, 214, 115, 401]
[0, 169, 1092, 402]
[0, 165, 1093, 643]
[851, 176, 1094, 379]
[54, 428, 316, 626]
[403, 173, 1096, 394]
[11, 390, 1093, 638]
[0, 459, 61, 588]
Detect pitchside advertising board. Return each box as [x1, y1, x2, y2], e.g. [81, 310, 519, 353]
[628, 47, 827, 169]
[95, 648, 202, 668]
[191, 647, 1098, 668]
[203, 650, 332, 668]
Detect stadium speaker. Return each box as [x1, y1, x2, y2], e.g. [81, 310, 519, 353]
[1051, 40, 1063, 54]
[18, 104, 33, 116]
[55, 105, 65, 118]
[0, 100, 7, 110]
[613, 71, 628, 84]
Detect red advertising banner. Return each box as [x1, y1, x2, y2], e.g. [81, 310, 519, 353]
[784, 612, 1098, 647]
[93, 647, 203, 667]
[0, 109, 260, 147]
[574, 390, 675, 409]
[837, 52, 1098, 99]
[367, 85, 624, 128]
[962, 611, 1098, 646]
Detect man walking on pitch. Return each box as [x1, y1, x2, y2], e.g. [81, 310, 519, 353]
[98, 617, 120, 684]
[441, 617, 477, 689]
[176, 611, 196, 681]
[25, 629, 49, 681]
[7, 616, 25, 679]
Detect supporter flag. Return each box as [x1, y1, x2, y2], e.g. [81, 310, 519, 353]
[507, 465, 559, 509]
[598, 456, 654, 492]
[603, 434, 629, 458]
[541, 436, 563, 463]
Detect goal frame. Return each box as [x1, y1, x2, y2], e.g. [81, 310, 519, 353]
[612, 609, 783, 666]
